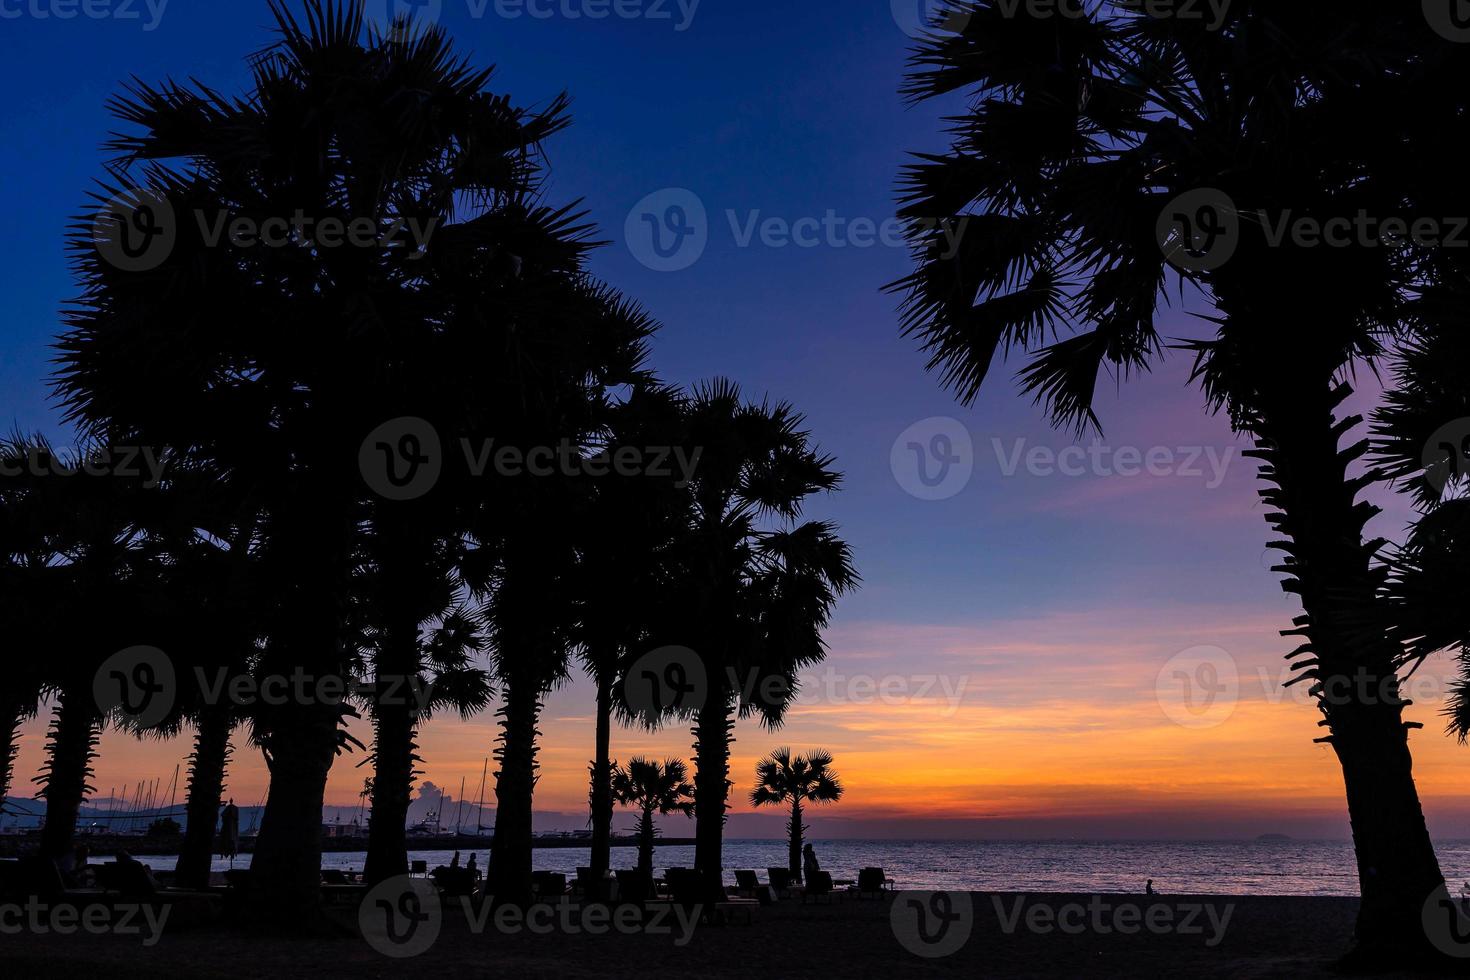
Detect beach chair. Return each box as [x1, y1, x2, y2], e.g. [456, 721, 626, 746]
[734, 869, 776, 905]
[802, 871, 835, 905]
[530, 871, 568, 900]
[95, 860, 159, 899]
[576, 866, 613, 902]
[766, 867, 796, 897]
[667, 868, 757, 926]
[614, 869, 653, 905]
[430, 865, 478, 898]
[410, 859, 429, 877]
[856, 867, 895, 899]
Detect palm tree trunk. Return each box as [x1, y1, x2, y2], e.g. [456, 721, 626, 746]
[488, 671, 542, 906]
[36, 684, 100, 861]
[248, 699, 342, 923]
[364, 700, 417, 886]
[364, 557, 422, 887]
[174, 703, 233, 888]
[245, 480, 351, 925]
[588, 670, 614, 879]
[788, 798, 804, 882]
[692, 685, 733, 898]
[1252, 378, 1444, 962]
[637, 807, 655, 882]
[0, 694, 23, 809]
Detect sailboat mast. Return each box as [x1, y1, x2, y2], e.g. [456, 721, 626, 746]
[475, 758, 488, 835]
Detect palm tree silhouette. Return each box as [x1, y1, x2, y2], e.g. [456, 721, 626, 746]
[54, 0, 587, 919]
[573, 384, 692, 881]
[750, 748, 843, 882]
[611, 757, 695, 885]
[358, 603, 490, 885]
[660, 379, 857, 894]
[1373, 325, 1470, 738]
[24, 443, 153, 860]
[0, 435, 51, 813]
[893, 4, 1461, 957]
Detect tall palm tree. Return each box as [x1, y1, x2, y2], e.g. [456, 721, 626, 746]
[0, 435, 51, 811]
[611, 757, 695, 884]
[573, 383, 692, 880]
[750, 748, 843, 882]
[358, 599, 491, 885]
[893, 3, 1462, 958]
[660, 380, 857, 896]
[1373, 324, 1470, 737]
[54, 0, 583, 919]
[25, 444, 153, 861]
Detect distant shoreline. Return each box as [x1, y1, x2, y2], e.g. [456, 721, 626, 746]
[0, 834, 696, 859]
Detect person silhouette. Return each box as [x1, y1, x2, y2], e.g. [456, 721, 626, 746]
[1146, 879, 1156, 896]
[451, 851, 461, 869]
[802, 843, 820, 884]
[467, 853, 478, 876]
[1460, 880, 1469, 914]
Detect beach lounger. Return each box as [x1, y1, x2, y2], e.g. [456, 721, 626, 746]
[766, 867, 797, 898]
[530, 871, 568, 899]
[855, 867, 896, 899]
[667, 868, 757, 926]
[802, 871, 836, 905]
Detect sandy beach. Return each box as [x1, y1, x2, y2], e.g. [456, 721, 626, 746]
[0, 891, 1443, 979]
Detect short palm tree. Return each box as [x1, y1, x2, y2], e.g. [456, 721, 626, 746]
[750, 748, 843, 882]
[611, 757, 695, 884]
[893, 3, 1461, 958]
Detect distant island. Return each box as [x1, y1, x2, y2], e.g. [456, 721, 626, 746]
[1256, 833, 1293, 842]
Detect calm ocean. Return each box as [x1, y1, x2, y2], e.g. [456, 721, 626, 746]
[143, 838, 1470, 897]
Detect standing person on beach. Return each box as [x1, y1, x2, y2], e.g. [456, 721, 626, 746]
[803, 843, 820, 884]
